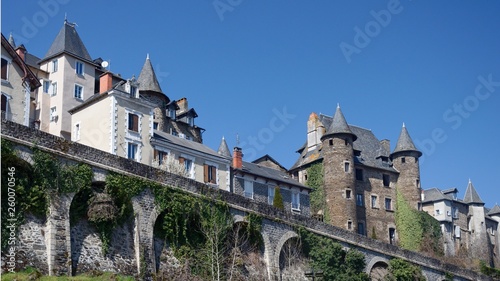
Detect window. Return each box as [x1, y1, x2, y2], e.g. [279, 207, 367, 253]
[345, 189, 352, 199]
[329, 139, 333, 146]
[268, 187, 275, 205]
[385, 198, 392, 210]
[416, 179, 420, 187]
[344, 162, 350, 172]
[1, 94, 10, 120]
[436, 209, 441, 215]
[153, 122, 158, 130]
[127, 143, 138, 161]
[74, 123, 80, 141]
[389, 228, 395, 245]
[51, 82, 57, 96]
[204, 164, 217, 184]
[244, 180, 253, 199]
[356, 193, 364, 206]
[75, 61, 84, 75]
[292, 191, 300, 211]
[355, 168, 363, 181]
[128, 113, 139, 132]
[50, 107, 57, 122]
[154, 149, 168, 165]
[168, 108, 176, 119]
[358, 222, 365, 236]
[186, 116, 194, 126]
[184, 158, 193, 177]
[371, 196, 378, 208]
[52, 59, 58, 72]
[1, 58, 8, 80]
[347, 220, 352, 230]
[43, 80, 50, 93]
[130, 85, 137, 97]
[383, 174, 390, 187]
[454, 225, 461, 238]
[171, 130, 178, 136]
[401, 157, 406, 163]
[74, 84, 83, 99]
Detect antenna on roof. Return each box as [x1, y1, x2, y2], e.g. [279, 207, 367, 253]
[236, 133, 240, 146]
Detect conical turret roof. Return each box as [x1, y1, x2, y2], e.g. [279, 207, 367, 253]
[42, 20, 92, 63]
[8, 33, 16, 48]
[217, 137, 231, 158]
[463, 179, 484, 205]
[391, 123, 422, 157]
[488, 204, 500, 216]
[322, 105, 357, 141]
[137, 54, 163, 94]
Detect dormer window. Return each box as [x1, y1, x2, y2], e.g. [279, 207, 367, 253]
[186, 116, 194, 126]
[130, 85, 137, 98]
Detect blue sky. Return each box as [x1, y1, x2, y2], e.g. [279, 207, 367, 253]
[2, 1, 499, 208]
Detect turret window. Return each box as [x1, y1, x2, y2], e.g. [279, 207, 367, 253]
[344, 162, 350, 173]
[345, 189, 352, 199]
[356, 193, 364, 206]
[347, 220, 352, 230]
[401, 157, 406, 163]
[355, 168, 363, 181]
[358, 222, 365, 236]
[385, 198, 393, 211]
[383, 174, 390, 187]
[329, 139, 333, 146]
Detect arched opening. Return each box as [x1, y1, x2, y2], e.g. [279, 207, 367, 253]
[277, 232, 308, 280]
[369, 261, 389, 281]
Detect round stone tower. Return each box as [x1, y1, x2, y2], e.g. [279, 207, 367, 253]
[390, 123, 422, 209]
[321, 105, 358, 231]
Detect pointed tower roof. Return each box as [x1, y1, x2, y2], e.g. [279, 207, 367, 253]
[137, 54, 163, 95]
[391, 123, 422, 157]
[321, 104, 357, 141]
[8, 33, 16, 48]
[217, 137, 232, 158]
[42, 20, 92, 63]
[488, 204, 500, 216]
[463, 179, 484, 205]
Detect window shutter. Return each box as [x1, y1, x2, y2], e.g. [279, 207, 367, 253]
[154, 149, 158, 161]
[204, 164, 209, 183]
[211, 166, 216, 183]
[133, 115, 139, 131]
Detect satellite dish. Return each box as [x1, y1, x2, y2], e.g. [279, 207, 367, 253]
[101, 61, 109, 68]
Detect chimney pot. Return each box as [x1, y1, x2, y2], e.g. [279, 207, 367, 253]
[233, 147, 243, 169]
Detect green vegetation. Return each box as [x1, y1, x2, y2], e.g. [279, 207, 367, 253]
[480, 261, 500, 279]
[1, 267, 134, 281]
[395, 189, 442, 255]
[273, 186, 285, 210]
[305, 162, 330, 223]
[384, 258, 425, 281]
[299, 227, 369, 281]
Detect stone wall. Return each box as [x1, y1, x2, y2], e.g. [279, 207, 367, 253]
[1, 120, 492, 280]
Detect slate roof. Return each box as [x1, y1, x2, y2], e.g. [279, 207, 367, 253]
[153, 130, 223, 159]
[252, 154, 288, 172]
[422, 188, 454, 203]
[322, 106, 357, 141]
[487, 204, 500, 216]
[463, 180, 484, 205]
[217, 137, 231, 158]
[391, 124, 422, 157]
[25, 53, 42, 69]
[237, 161, 311, 191]
[42, 20, 93, 63]
[290, 113, 396, 172]
[137, 55, 163, 94]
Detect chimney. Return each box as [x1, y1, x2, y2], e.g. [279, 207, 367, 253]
[233, 147, 243, 169]
[99, 72, 113, 94]
[177, 97, 188, 113]
[380, 139, 390, 154]
[15, 45, 26, 62]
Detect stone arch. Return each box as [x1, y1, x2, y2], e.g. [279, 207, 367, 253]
[274, 230, 303, 279]
[366, 257, 389, 280]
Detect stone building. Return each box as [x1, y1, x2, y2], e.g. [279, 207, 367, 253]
[1, 33, 41, 126]
[422, 181, 500, 267]
[290, 106, 422, 244]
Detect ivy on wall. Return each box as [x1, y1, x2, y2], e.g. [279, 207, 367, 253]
[385, 258, 425, 281]
[305, 162, 330, 223]
[395, 189, 443, 255]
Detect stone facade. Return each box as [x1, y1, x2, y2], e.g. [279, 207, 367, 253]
[1, 121, 492, 280]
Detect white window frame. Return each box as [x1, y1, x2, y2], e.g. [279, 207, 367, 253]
[43, 80, 50, 93]
[51, 82, 57, 97]
[168, 108, 176, 119]
[244, 180, 254, 199]
[74, 84, 83, 100]
[75, 60, 84, 75]
[73, 122, 81, 141]
[1, 56, 11, 81]
[292, 190, 300, 211]
[180, 154, 195, 179]
[52, 59, 58, 73]
[268, 186, 275, 205]
[127, 142, 139, 161]
[371, 195, 378, 209]
[50, 107, 57, 122]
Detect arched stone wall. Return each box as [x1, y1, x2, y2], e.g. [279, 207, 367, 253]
[366, 257, 389, 281]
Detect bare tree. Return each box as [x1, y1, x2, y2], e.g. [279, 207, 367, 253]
[152, 155, 189, 177]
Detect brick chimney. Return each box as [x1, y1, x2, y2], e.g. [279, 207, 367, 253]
[15, 45, 26, 62]
[177, 97, 188, 113]
[233, 147, 243, 169]
[99, 72, 113, 94]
